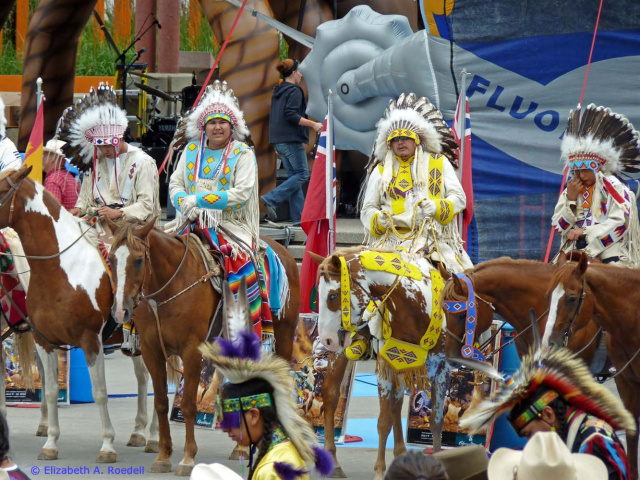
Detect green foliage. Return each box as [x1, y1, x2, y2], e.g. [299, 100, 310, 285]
[279, 34, 289, 60]
[75, 21, 133, 76]
[0, 38, 23, 75]
[179, 3, 217, 54]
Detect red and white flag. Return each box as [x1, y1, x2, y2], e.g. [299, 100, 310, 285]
[299, 114, 336, 314]
[452, 93, 474, 248]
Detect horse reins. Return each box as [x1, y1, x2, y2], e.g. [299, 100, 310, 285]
[562, 276, 587, 348]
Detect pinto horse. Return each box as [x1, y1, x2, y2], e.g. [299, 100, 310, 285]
[0, 165, 156, 462]
[315, 247, 450, 480]
[544, 253, 640, 480]
[441, 257, 604, 368]
[108, 217, 300, 476]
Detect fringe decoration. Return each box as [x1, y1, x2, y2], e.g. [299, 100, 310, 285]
[375, 354, 430, 393]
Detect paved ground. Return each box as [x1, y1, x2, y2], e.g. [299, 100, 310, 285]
[6, 354, 393, 480]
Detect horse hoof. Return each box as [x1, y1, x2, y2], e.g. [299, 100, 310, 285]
[175, 464, 194, 477]
[127, 433, 147, 447]
[150, 461, 172, 473]
[330, 466, 348, 478]
[96, 451, 117, 463]
[145, 440, 160, 453]
[35, 425, 48, 437]
[37, 448, 58, 460]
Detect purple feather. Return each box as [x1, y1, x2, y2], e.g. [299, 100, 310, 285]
[312, 445, 334, 476]
[273, 462, 308, 480]
[216, 337, 244, 359]
[238, 329, 261, 360]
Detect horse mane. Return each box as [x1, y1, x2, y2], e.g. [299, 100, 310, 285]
[111, 219, 149, 250]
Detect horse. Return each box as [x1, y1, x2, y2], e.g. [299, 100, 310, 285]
[441, 257, 604, 369]
[107, 216, 301, 476]
[543, 253, 640, 480]
[314, 247, 451, 480]
[0, 164, 157, 462]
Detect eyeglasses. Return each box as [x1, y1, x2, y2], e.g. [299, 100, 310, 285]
[390, 136, 412, 143]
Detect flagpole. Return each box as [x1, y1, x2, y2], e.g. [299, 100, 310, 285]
[326, 89, 335, 254]
[457, 70, 467, 233]
[36, 77, 43, 109]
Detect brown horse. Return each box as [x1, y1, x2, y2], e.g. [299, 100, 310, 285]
[441, 257, 603, 367]
[0, 165, 157, 461]
[315, 247, 450, 480]
[107, 217, 300, 476]
[544, 253, 640, 480]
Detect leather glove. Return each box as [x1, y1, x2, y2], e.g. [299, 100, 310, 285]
[188, 207, 201, 221]
[180, 195, 197, 219]
[419, 199, 437, 221]
[378, 212, 391, 229]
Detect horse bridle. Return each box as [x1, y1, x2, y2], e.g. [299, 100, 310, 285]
[561, 275, 587, 348]
[0, 176, 24, 226]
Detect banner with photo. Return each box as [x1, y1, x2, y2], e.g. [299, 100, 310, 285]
[291, 315, 356, 444]
[4, 335, 69, 404]
[170, 357, 219, 429]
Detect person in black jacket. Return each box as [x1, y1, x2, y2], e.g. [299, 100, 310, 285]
[261, 58, 323, 226]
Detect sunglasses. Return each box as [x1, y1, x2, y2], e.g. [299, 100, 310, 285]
[390, 136, 413, 143]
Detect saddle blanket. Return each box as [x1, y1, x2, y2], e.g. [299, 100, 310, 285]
[0, 229, 28, 328]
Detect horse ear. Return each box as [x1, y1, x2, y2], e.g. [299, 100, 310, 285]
[437, 263, 451, 281]
[577, 251, 589, 275]
[134, 216, 158, 239]
[308, 252, 326, 265]
[16, 164, 32, 180]
[330, 254, 341, 271]
[557, 252, 568, 266]
[452, 274, 465, 296]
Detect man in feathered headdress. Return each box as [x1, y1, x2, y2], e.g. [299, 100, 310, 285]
[552, 104, 640, 266]
[360, 93, 472, 272]
[169, 80, 283, 337]
[460, 348, 634, 480]
[194, 281, 334, 480]
[0, 96, 22, 172]
[57, 84, 160, 222]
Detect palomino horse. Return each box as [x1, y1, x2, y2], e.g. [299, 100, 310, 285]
[0, 165, 156, 462]
[315, 247, 450, 480]
[108, 217, 300, 476]
[544, 253, 640, 480]
[441, 257, 603, 368]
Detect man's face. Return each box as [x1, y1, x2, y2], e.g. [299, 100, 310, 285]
[43, 152, 61, 172]
[390, 136, 417, 160]
[574, 169, 596, 186]
[97, 144, 118, 160]
[205, 118, 232, 149]
[517, 418, 553, 439]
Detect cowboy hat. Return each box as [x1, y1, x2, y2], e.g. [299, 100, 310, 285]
[189, 463, 243, 480]
[433, 445, 488, 480]
[43, 139, 66, 157]
[488, 431, 606, 480]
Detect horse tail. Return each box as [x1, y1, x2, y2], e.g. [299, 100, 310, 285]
[166, 355, 182, 389]
[14, 332, 36, 390]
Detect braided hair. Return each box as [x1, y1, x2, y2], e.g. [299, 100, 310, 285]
[384, 451, 448, 480]
[221, 378, 282, 480]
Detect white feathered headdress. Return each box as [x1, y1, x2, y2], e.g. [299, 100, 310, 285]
[56, 83, 128, 172]
[173, 80, 252, 150]
[0, 95, 7, 139]
[561, 103, 640, 175]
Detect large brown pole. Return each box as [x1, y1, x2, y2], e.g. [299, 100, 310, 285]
[136, 0, 157, 72]
[156, 0, 180, 73]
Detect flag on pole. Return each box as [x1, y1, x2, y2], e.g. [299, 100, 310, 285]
[299, 113, 337, 314]
[452, 93, 473, 247]
[24, 98, 44, 183]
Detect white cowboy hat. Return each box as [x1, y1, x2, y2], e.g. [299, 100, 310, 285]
[488, 431, 607, 480]
[43, 139, 67, 157]
[189, 463, 243, 480]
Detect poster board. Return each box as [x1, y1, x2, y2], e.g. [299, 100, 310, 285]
[291, 315, 356, 444]
[170, 356, 219, 429]
[4, 336, 69, 404]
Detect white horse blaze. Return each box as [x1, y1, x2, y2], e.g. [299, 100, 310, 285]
[24, 183, 105, 311]
[317, 276, 341, 349]
[542, 283, 565, 346]
[114, 246, 131, 322]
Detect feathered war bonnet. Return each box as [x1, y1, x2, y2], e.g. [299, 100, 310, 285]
[0, 95, 6, 139]
[56, 83, 128, 172]
[361, 93, 459, 200]
[459, 347, 636, 436]
[199, 279, 334, 479]
[173, 80, 252, 151]
[561, 103, 640, 176]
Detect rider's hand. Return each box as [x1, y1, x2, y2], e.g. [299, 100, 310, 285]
[97, 206, 123, 220]
[566, 227, 585, 241]
[419, 199, 437, 220]
[69, 208, 82, 217]
[180, 195, 197, 219]
[188, 207, 201, 221]
[313, 122, 323, 133]
[377, 212, 390, 229]
[566, 177, 583, 201]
